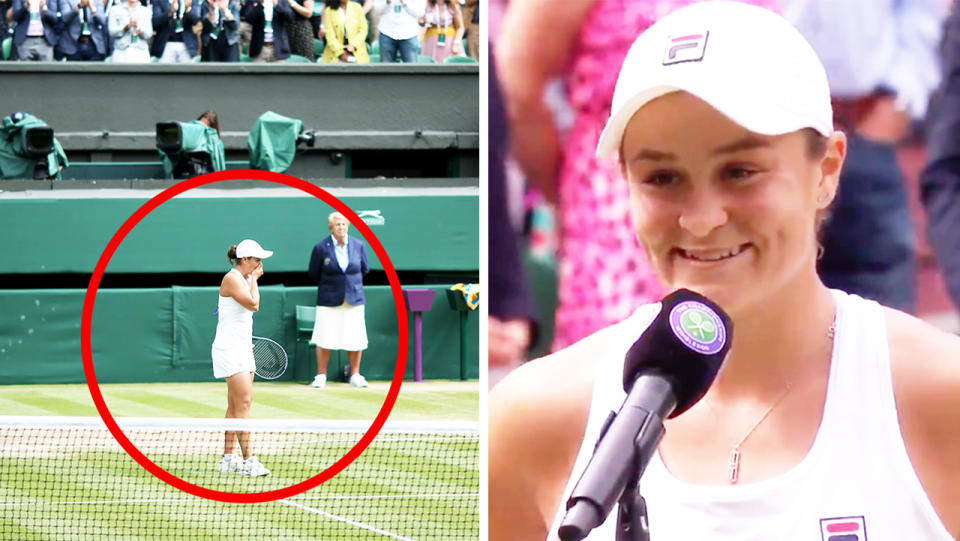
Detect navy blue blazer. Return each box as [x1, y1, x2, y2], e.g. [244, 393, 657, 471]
[150, 0, 201, 57]
[59, 0, 108, 56]
[239, 0, 291, 60]
[199, 0, 239, 48]
[308, 235, 369, 307]
[11, 0, 60, 46]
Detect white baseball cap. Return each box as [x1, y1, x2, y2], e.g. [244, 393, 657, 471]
[596, 1, 833, 159]
[235, 239, 273, 259]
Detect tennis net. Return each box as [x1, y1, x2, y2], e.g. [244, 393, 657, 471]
[0, 416, 479, 540]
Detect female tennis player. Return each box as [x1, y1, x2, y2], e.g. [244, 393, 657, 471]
[489, 3, 960, 540]
[212, 239, 273, 477]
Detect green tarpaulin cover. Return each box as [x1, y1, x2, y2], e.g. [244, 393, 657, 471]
[247, 111, 304, 173]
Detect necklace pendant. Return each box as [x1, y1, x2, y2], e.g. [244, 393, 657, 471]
[728, 448, 741, 484]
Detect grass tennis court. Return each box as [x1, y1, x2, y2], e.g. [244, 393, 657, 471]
[0, 381, 479, 540]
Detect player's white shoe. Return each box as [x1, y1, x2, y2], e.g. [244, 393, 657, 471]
[217, 454, 242, 473]
[240, 456, 270, 477]
[349, 373, 368, 388]
[311, 374, 326, 388]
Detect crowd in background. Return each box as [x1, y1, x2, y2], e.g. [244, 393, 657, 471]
[0, 0, 479, 62]
[489, 0, 960, 379]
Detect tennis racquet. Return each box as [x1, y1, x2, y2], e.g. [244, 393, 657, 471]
[252, 336, 288, 380]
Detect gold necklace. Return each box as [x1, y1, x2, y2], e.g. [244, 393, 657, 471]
[724, 383, 793, 484]
[720, 322, 837, 484]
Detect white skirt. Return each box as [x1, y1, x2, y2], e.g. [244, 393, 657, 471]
[211, 343, 255, 379]
[309, 302, 368, 351]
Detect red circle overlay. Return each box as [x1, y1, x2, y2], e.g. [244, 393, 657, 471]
[80, 169, 409, 503]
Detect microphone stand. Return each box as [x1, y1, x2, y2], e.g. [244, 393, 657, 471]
[616, 469, 651, 541]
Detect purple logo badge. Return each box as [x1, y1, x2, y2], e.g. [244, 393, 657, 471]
[669, 301, 725, 354]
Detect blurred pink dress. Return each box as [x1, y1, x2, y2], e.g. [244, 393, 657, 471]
[553, 0, 776, 350]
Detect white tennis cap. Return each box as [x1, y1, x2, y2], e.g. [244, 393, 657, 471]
[236, 239, 273, 259]
[596, 1, 833, 159]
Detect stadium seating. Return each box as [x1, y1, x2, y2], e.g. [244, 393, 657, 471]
[295, 305, 316, 343]
[418, 55, 437, 64]
[313, 38, 324, 59]
[443, 55, 477, 64]
[287, 54, 313, 63]
[2, 37, 12, 61]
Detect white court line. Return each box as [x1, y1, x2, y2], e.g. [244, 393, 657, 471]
[279, 499, 414, 541]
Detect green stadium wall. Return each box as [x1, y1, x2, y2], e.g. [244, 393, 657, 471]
[0, 285, 478, 384]
[0, 190, 478, 274]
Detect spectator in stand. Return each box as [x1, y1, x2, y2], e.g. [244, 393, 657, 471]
[1, 0, 11, 41]
[320, 0, 367, 63]
[200, 0, 240, 61]
[285, 0, 313, 60]
[459, 0, 476, 60]
[240, 0, 292, 61]
[59, 0, 108, 60]
[418, 0, 461, 62]
[10, 0, 59, 60]
[921, 3, 960, 314]
[108, 0, 153, 61]
[781, 0, 948, 313]
[371, 0, 421, 63]
[152, 0, 200, 62]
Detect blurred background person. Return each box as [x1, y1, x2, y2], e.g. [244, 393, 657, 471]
[152, 0, 201, 62]
[59, 0, 108, 61]
[240, 0, 292, 61]
[921, 1, 960, 315]
[201, 0, 240, 61]
[459, 0, 476, 60]
[285, 0, 313, 59]
[496, 0, 776, 352]
[418, 0, 461, 62]
[108, 0, 153, 62]
[781, 0, 949, 313]
[10, 0, 59, 60]
[489, 48, 537, 387]
[308, 212, 371, 389]
[320, 0, 368, 63]
[371, 0, 421, 63]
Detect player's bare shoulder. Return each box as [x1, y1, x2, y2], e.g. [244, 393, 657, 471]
[885, 307, 960, 409]
[884, 307, 960, 535]
[489, 323, 628, 539]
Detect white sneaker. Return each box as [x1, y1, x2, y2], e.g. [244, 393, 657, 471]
[311, 374, 326, 388]
[217, 454, 242, 473]
[240, 456, 270, 477]
[349, 373, 368, 388]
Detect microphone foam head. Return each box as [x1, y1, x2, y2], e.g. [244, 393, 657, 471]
[623, 288, 733, 417]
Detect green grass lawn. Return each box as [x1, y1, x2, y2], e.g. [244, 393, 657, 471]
[0, 380, 479, 421]
[0, 381, 479, 539]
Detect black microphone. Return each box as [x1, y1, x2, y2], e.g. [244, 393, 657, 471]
[558, 288, 733, 541]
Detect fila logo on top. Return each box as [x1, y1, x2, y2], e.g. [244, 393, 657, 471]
[663, 31, 709, 65]
[820, 516, 868, 541]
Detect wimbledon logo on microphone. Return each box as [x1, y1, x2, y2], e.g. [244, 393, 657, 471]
[669, 301, 725, 354]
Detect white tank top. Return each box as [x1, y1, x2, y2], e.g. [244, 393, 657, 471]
[211, 268, 253, 351]
[548, 290, 953, 541]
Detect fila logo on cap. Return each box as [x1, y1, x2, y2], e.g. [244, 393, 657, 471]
[663, 31, 709, 65]
[820, 516, 868, 541]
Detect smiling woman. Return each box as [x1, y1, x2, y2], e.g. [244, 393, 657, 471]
[489, 2, 960, 541]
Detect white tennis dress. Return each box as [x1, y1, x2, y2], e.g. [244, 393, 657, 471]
[548, 290, 954, 541]
[211, 269, 255, 378]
